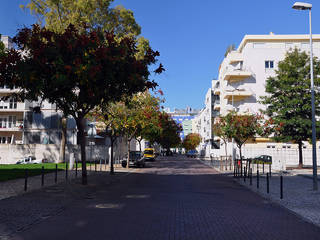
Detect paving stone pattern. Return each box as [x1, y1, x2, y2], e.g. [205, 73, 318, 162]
[5, 156, 320, 240]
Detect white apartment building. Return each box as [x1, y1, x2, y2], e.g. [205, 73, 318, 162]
[192, 80, 220, 157]
[210, 33, 320, 167]
[218, 33, 320, 117]
[0, 35, 77, 145]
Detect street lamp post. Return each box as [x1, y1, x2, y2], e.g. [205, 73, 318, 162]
[293, 2, 318, 191]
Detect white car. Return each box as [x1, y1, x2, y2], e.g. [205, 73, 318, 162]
[16, 156, 42, 164]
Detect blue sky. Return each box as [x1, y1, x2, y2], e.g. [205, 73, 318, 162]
[1, 1, 320, 110]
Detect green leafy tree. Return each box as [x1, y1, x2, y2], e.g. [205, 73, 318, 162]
[225, 112, 266, 160]
[0, 25, 162, 184]
[183, 133, 201, 151]
[134, 91, 163, 149]
[212, 116, 232, 157]
[261, 48, 320, 167]
[88, 102, 126, 175]
[157, 113, 182, 152]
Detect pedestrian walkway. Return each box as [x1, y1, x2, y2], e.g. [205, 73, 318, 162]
[201, 158, 320, 227]
[0, 163, 128, 201]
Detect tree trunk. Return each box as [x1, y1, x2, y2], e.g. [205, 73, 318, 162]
[127, 138, 131, 169]
[138, 139, 142, 152]
[239, 145, 243, 160]
[298, 141, 303, 168]
[59, 117, 67, 163]
[110, 137, 115, 175]
[76, 117, 87, 185]
[224, 140, 228, 158]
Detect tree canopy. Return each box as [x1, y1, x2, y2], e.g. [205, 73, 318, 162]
[183, 133, 201, 151]
[261, 48, 320, 166]
[156, 113, 182, 150]
[0, 24, 163, 184]
[21, 0, 150, 58]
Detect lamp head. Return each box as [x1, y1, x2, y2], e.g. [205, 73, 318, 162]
[292, 2, 312, 10]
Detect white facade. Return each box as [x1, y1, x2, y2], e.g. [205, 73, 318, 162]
[209, 33, 320, 166]
[0, 36, 78, 145]
[192, 82, 219, 157]
[218, 34, 320, 117]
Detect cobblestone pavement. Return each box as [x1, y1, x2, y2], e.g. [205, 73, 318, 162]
[201, 159, 320, 227]
[6, 156, 320, 240]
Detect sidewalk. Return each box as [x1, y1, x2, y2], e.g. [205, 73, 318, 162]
[0, 163, 129, 201]
[200, 158, 320, 228]
[0, 164, 135, 240]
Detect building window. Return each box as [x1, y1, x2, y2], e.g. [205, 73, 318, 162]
[9, 98, 17, 109]
[265, 60, 274, 69]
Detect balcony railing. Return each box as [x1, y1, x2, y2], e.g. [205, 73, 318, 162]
[0, 121, 23, 131]
[224, 69, 252, 82]
[224, 88, 253, 101]
[0, 102, 26, 111]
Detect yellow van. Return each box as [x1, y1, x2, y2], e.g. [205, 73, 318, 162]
[144, 148, 156, 161]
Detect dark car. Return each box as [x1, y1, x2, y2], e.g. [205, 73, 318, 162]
[186, 150, 198, 158]
[121, 151, 146, 168]
[252, 155, 272, 164]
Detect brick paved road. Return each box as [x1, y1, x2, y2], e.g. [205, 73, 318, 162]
[9, 156, 320, 240]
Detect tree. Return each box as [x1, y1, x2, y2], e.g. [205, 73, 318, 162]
[212, 116, 232, 157]
[133, 91, 163, 150]
[0, 25, 162, 184]
[89, 101, 127, 175]
[225, 112, 265, 160]
[261, 48, 320, 167]
[156, 113, 182, 152]
[183, 133, 201, 151]
[21, 0, 150, 163]
[21, 1, 140, 35]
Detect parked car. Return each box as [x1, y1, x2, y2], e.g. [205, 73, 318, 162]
[251, 155, 272, 164]
[121, 151, 146, 168]
[165, 150, 173, 156]
[16, 156, 42, 164]
[144, 148, 156, 161]
[186, 150, 198, 158]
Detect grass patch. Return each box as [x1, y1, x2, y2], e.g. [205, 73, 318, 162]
[0, 163, 94, 182]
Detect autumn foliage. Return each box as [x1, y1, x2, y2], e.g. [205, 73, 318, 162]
[183, 133, 201, 151]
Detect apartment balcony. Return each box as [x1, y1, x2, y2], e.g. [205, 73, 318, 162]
[228, 52, 243, 64]
[213, 104, 220, 111]
[224, 69, 252, 83]
[224, 88, 253, 101]
[213, 88, 220, 95]
[0, 102, 26, 112]
[0, 122, 23, 131]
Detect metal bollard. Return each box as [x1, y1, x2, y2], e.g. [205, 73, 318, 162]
[267, 173, 269, 194]
[250, 168, 252, 185]
[24, 169, 28, 191]
[66, 163, 68, 180]
[243, 167, 247, 182]
[76, 161, 78, 177]
[263, 163, 265, 174]
[280, 175, 283, 199]
[55, 164, 57, 183]
[41, 166, 44, 187]
[257, 169, 259, 189]
[269, 164, 271, 178]
[95, 161, 97, 172]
